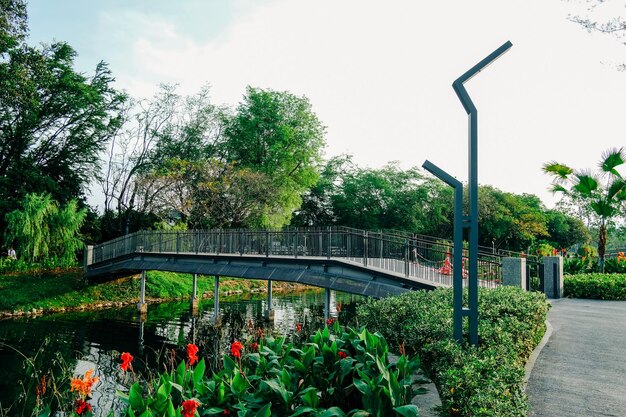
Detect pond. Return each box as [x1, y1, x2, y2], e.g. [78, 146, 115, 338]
[0, 290, 363, 416]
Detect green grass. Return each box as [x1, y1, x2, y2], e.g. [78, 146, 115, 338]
[0, 269, 308, 313]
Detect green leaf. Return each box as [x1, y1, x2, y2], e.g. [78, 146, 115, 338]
[203, 407, 228, 415]
[600, 147, 625, 176]
[231, 371, 249, 396]
[223, 355, 236, 374]
[289, 407, 315, 417]
[254, 403, 272, 417]
[193, 358, 206, 387]
[176, 361, 186, 384]
[300, 387, 319, 409]
[37, 406, 51, 417]
[353, 379, 370, 395]
[573, 173, 598, 195]
[393, 405, 420, 417]
[543, 162, 573, 178]
[166, 399, 176, 417]
[319, 407, 346, 417]
[129, 382, 145, 411]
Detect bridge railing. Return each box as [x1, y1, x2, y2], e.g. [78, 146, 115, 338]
[90, 227, 505, 287]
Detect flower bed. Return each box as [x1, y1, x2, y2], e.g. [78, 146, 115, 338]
[357, 287, 549, 417]
[564, 273, 626, 300]
[38, 324, 422, 416]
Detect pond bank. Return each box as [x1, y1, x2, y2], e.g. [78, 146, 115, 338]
[0, 269, 318, 319]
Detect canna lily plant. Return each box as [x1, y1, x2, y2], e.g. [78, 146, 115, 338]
[544, 147, 626, 272]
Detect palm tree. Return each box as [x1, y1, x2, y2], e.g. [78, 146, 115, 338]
[544, 148, 626, 272]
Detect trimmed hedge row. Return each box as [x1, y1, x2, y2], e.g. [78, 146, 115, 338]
[357, 287, 549, 417]
[564, 273, 626, 300]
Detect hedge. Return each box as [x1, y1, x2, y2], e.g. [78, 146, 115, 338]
[357, 287, 549, 417]
[564, 273, 626, 300]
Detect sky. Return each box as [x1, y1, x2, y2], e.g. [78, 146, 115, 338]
[26, 0, 626, 209]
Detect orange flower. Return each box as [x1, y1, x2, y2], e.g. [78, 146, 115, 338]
[230, 341, 244, 358]
[187, 344, 199, 366]
[70, 369, 99, 398]
[181, 399, 199, 417]
[120, 352, 133, 372]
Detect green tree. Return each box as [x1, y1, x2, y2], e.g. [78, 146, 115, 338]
[4, 193, 87, 263]
[477, 186, 549, 252]
[222, 87, 326, 228]
[544, 148, 626, 271]
[545, 210, 590, 250]
[0, 1, 126, 238]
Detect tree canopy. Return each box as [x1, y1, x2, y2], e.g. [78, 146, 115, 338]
[0, 0, 126, 236]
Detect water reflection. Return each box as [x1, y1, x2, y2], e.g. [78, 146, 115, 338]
[0, 291, 362, 416]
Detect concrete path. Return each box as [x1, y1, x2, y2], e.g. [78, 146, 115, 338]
[527, 298, 626, 417]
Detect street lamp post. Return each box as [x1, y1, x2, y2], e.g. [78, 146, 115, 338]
[423, 41, 512, 346]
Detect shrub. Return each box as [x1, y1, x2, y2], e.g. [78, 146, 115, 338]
[564, 256, 597, 275]
[564, 273, 626, 300]
[357, 287, 549, 417]
[44, 325, 422, 417]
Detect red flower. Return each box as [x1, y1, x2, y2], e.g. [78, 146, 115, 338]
[181, 399, 199, 417]
[249, 342, 259, 352]
[223, 410, 230, 416]
[120, 352, 133, 372]
[187, 344, 199, 366]
[295, 323, 302, 333]
[230, 341, 244, 358]
[74, 399, 93, 415]
[338, 351, 347, 359]
[326, 318, 335, 326]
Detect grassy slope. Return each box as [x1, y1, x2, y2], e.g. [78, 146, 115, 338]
[0, 269, 309, 313]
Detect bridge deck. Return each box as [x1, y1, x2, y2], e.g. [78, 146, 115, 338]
[85, 228, 503, 298]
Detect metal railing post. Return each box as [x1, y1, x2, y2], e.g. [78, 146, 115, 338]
[327, 227, 332, 259]
[363, 231, 368, 267]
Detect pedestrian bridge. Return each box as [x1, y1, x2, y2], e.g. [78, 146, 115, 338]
[85, 227, 503, 298]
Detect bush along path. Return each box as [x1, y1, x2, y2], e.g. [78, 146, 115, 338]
[0, 270, 316, 318]
[357, 287, 550, 417]
[37, 324, 422, 417]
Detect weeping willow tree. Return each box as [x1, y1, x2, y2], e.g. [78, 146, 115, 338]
[4, 193, 87, 264]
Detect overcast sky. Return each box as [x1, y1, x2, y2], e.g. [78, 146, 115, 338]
[27, 0, 626, 209]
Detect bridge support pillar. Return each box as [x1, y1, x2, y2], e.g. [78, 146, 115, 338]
[543, 256, 563, 299]
[190, 273, 199, 314]
[137, 270, 147, 313]
[213, 275, 220, 323]
[502, 257, 527, 290]
[265, 280, 275, 321]
[324, 288, 331, 321]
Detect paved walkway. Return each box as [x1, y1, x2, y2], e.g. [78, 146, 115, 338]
[527, 298, 626, 417]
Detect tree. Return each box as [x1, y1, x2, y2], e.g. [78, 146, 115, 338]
[544, 148, 626, 271]
[101, 85, 223, 236]
[222, 87, 326, 228]
[0, 1, 126, 239]
[477, 186, 549, 252]
[4, 193, 86, 264]
[545, 210, 590, 249]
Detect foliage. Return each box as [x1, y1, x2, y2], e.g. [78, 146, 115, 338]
[357, 287, 550, 417]
[476, 186, 549, 251]
[564, 273, 626, 300]
[564, 256, 598, 275]
[222, 87, 326, 228]
[544, 148, 626, 271]
[4, 193, 87, 263]
[0, 9, 126, 240]
[98, 325, 419, 417]
[544, 210, 590, 249]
